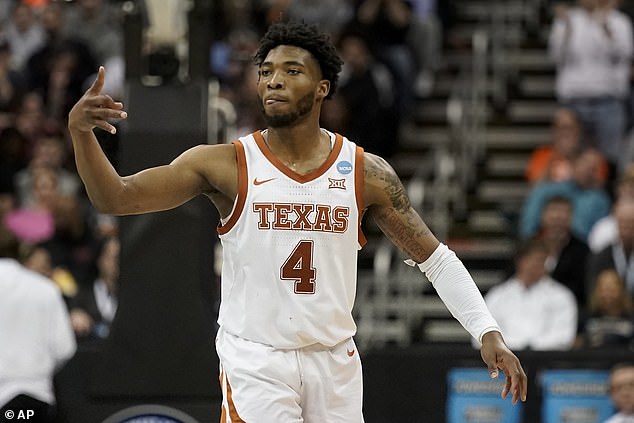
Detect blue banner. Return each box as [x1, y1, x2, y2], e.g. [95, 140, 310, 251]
[447, 368, 522, 423]
[541, 369, 614, 423]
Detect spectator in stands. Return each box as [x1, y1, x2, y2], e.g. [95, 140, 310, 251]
[0, 127, 29, 196]
[63, 0, 122, 65]
[26, 2, 97, 121]
[604, 362, 634, 423]
[323, 30, 398, 158]
[589, 164, 634, 253]
[0, 38, 26, 131]
[14, 134, 80, 208]
[351, 0, 417, 114]
[213, 27, 266, 136]
[13, 91, 55, 149]
[587, 197, 634, 300]
[10, 166, 93, 285]
[536, 195, 590, 306]
[576, 269, 633, 349]
[526, 107, 608, 186]
[20, 243, 77, 304]
[50, 43, 98, 120]
[282, 0, 353, 39]
[0, 1, 11, 27]
[91, 212, 118, 240]
[520, 148, 612, 241]
[437, 0, 461, 50]
[483, 239, 578, 351]
[407, 0, 442, 97]
[548, 0, 633, 176]
[64, 0, 124, 99]
[26, 1, 69, 81]
[70, 236, 119, 340]
[0, 223, 76, 423]
[4, 2, 45, 72]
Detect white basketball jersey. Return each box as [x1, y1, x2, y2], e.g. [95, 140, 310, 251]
[217, 129, 366, 349]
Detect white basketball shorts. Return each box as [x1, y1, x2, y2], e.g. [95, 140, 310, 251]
[216, 328, 364, 422]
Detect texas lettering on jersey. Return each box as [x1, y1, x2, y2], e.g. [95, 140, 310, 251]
[252, 202, 350, 233]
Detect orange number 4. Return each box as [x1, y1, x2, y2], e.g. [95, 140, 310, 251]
[281, 240, 316, 294]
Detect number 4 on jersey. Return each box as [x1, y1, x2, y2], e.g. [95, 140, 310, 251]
[281, 240, 316, 294]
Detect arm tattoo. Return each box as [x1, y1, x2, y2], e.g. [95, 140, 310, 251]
[364, 153, 437, 262]
[364, 155, 411, 212]
[373, 206, 435, 261]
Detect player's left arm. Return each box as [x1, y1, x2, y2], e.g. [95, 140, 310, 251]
[363, 152, 527, 404]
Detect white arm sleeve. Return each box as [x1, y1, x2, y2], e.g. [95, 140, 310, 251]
[407, 243, 501, 343]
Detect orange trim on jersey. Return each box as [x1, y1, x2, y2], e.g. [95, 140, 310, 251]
[219, 370, 227, 423]
[218, 370, 245, 423]
[225, 373, 245, 422]
[217, 141, 248, 235]
[355, 146, 367, 248]
[253, 130, 344, 184]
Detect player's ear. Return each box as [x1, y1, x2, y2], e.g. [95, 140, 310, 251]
[317, 80, 330, 100]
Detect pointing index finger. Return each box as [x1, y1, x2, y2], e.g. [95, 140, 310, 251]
[88, 66, 105, 95]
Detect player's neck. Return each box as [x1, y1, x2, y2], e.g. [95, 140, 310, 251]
[264, 120, 329, 162]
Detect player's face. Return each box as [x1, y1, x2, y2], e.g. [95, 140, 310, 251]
[257, 45, 329, 128]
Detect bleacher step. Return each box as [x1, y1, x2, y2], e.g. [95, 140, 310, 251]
[484, 126, 550, 149]
[477, 180, 531, 204]
[508, 100, 559, 124]
[468, 209, 511, 234]
[486, 153, 530, 178]
[519, 74, 555, 98]
[423, 320, 471, 343]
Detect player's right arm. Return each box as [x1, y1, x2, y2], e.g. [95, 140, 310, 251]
[68, 67, 236, 216]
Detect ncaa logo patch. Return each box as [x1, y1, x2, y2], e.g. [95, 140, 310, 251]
[337, 161, 353, 175]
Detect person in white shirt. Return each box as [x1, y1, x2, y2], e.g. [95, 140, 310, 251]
[603, 363, 634, 423]
[548, 0, 633, 173]
[484, 239, 578, 350]
[0, 229, 76, 423]
[589, 165, 634, 253]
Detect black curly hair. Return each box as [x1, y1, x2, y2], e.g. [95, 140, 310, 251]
[253, 21, 343, 99]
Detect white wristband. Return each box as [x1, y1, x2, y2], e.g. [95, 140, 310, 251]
[407, 243, 501, 343]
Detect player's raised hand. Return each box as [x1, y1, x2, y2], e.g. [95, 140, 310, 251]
[68, 66, 127, 135]
[480, 331, 528, 405]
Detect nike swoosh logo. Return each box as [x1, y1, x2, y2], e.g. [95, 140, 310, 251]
[347, 349, 355, 357]
[253, 177, 276, 185]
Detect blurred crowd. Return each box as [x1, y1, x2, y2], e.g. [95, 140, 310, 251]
[0, 0, 123, 343]
[0, 0, 125, 345]
[488, 0, 634, 354]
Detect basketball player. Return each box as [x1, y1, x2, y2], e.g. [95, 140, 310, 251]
[68, 21, 527, 422]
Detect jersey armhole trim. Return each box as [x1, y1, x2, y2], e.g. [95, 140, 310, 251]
[355, 146, 367, 248]
[217, 140, 248, 235]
